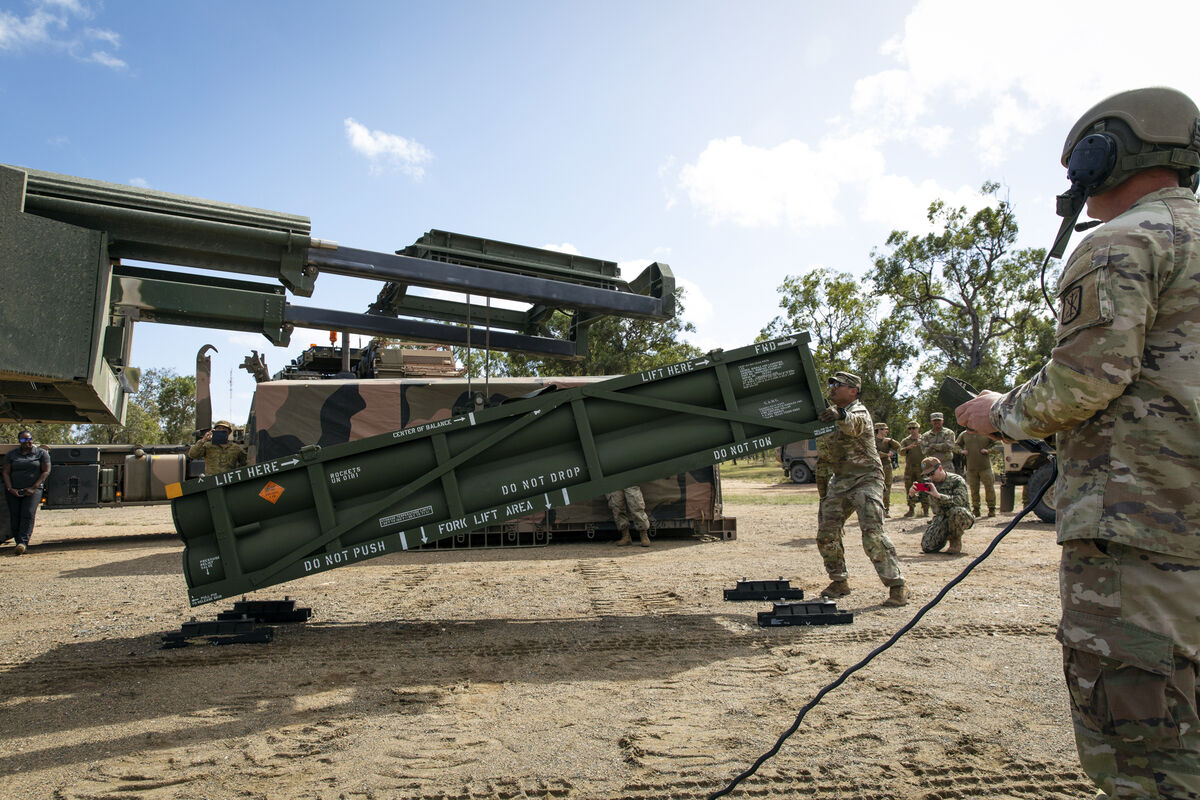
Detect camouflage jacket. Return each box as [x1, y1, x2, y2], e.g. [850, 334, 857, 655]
[899, 433, 924, 469]
[825, 399, 883, 484]
[955, 431, 995, 472]
[920, 428, 956, 465]
[931, 471, 971, 516]
[188, 441, 247, 475]
[875, 437, 901, 469]
[990, 187, 1200, 559]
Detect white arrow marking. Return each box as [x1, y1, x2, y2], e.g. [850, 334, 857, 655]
[695, 359, 710, 367]
[454, 417, 465, 423]
[778, 337, 797, 346]
[544, 492, 552, 509]
[280, 458, 299, 467]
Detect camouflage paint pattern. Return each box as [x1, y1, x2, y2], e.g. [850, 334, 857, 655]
[816, 399, 903, 587]
[247, 377, 719, 530]
[956, 431, 997, 513]
[1058, 539, 1200, 798]
[920, 427, 958, 475]
[919, 471, 974, 552]
[606, 487, 649, 532]
[989, 186, 1200, 795]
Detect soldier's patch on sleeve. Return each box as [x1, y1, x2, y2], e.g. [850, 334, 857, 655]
[1055, 244, 1113, 342]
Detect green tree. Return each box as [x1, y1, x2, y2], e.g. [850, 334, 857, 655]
[759, 268, 918, 430]
[460, 287, 702, 377]
[0, 423, 78, 444]
[870, 182, 1052, 403]
[77, 368, 196, 445]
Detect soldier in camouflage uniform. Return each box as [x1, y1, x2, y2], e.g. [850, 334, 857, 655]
[874, 422, 901, 517]
[957, 87, 1200, 799]
[188, 420, 247, 476]
[815, 371, 908, 607]
[899, 422, 929, 517]
[920, 412, 958, 475]
[814, 433, 835, 501]
[955, 429, 997, 517]
[607, 486, 651, 547]
[910, 457, 973, 554]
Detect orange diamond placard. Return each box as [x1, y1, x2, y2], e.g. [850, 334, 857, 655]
[259, 481, 285, 504]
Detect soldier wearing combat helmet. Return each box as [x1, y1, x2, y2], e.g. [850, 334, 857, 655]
[957, 87, 1200, 799]
[188, 419, 247, 476]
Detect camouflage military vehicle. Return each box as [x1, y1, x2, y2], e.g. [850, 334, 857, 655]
[776, 439, 817, 483]
[1000, 440, 1056, 523]
[245, 365, 732, 544]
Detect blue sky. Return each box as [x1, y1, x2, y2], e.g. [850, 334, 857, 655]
[4, 0, 1200, 424]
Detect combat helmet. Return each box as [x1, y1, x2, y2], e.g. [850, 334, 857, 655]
[1061, 87, 1200, 195]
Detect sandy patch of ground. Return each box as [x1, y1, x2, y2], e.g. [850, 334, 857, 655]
[0, 479, 1089, 799]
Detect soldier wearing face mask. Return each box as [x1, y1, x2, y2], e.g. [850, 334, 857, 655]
[188, 420, 247, 476]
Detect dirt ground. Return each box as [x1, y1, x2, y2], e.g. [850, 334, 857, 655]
[0, 478, 1093, 800]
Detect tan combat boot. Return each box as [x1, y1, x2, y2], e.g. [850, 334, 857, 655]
[947, 535, 962, 554]
[883, 583, 909, 607]
[616, 529, 632, 546]
[987, 508, 996, 517]
[820, 580, 851, 598]
[639, 530, 651, 547]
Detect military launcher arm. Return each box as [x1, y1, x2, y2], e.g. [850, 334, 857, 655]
[0, 164, 674, 424]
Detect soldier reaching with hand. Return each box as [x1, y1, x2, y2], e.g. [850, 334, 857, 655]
[188, 420, 247, 476]
[814, 371, 908, 607]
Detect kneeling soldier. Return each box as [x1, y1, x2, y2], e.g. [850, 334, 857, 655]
[910, 457, 974, 554]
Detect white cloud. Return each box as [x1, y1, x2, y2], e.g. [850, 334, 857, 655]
[128, 177, 149, 188]
[541, 242, 581, 255]
[679, 134, 886, 231]
[851, 0, 1200, 165]
[675, 277, 713, 325]
[344, 118, 433, 179]
[0, 1, 124, 70]
[859, 175, 988, 236]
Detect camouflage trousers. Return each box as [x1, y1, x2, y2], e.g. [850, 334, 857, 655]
[606, 487, 649, 533]
[816, 476, 903, 588]
[965, 467, 996, 513]
[904, 464, 929, 512]
[1059, 540, 1200, 799]
[920, 507, 974, 553]
[881, 464, 894, 511]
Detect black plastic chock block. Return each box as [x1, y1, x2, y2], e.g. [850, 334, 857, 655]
[724, 578, 805, 602]
[758, 599, 853, 627]
[216, 596, 312, 623]
[161, 615, 276, 648]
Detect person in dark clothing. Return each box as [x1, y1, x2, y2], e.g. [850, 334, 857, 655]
[3, 430, 51, 554]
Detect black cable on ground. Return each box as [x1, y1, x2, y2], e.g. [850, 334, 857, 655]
[708, 468, 1057, 800]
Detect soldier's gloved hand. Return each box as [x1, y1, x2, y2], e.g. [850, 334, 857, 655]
[817, 406, 845, 423]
